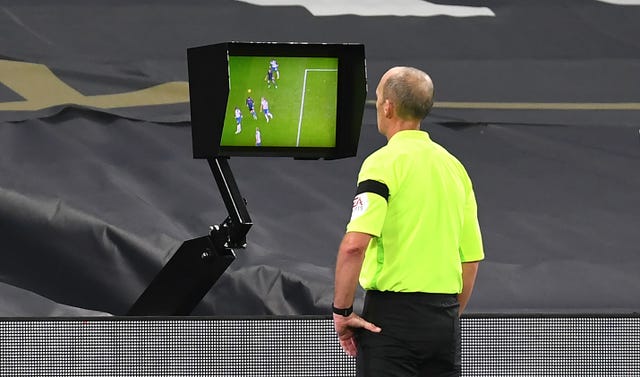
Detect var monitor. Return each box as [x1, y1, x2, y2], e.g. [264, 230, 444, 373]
[187, 42, 367, 159]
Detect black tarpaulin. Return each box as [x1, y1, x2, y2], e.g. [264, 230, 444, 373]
[1, 0, 639, 316]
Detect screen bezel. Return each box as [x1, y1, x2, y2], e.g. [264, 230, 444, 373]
[187, 42, 367, 160]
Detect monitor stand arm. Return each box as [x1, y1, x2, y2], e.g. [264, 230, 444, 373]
[127, 157, 252, 316]
[207, 157, 253, 249]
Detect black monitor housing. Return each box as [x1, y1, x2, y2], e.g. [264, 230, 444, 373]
[187, 41, 367, 160]
[128, 42, 366, 316]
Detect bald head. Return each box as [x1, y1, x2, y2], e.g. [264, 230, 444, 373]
[380, 67, 434, 121]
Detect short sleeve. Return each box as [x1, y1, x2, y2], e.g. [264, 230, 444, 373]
[459, 188, 485, 262]
[346, 191, 387, 237]
[346, 150, 392, 237]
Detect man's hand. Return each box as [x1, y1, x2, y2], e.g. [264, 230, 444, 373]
[333, 312, 381, 357]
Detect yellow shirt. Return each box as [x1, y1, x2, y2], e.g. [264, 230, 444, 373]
[347, 130, 484, 293]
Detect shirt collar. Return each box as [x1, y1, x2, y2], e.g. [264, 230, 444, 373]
[388, 130, 431, 145]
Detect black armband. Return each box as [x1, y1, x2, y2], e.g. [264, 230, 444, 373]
[356, 180, 389, 201]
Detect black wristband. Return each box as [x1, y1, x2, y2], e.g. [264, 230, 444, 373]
[332, 303, 353, 317]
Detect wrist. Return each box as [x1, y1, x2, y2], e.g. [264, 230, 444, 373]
[332, 303, 353, 317]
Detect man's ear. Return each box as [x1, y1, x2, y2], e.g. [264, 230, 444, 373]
[383, 100, 393, 118]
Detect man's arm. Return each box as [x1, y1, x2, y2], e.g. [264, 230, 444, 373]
[333, 231, 370, 309]
[333, 231, 381, 357]
[458, 261, 480, 316]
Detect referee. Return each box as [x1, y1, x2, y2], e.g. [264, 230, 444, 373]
[332, 66, 484, 377]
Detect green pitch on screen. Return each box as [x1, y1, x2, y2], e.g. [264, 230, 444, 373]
[222, 56, 338, 148]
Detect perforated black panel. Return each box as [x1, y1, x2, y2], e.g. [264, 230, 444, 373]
[1, 315, 638, 376]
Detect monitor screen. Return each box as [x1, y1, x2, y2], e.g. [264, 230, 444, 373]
[187, 42, 366, 159]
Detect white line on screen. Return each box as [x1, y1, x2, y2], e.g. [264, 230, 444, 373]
[297, 68, 338, 147]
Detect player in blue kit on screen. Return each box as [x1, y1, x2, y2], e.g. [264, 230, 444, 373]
[246, 96, 258, 119]
[265, 67, 278, 88]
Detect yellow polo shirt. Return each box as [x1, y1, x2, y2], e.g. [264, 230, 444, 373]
[347, 130, 484, 294]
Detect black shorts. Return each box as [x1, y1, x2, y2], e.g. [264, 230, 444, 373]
[356, 290, 461, 377]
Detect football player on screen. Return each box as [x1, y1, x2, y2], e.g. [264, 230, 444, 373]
[246, 96, 258, 119]
[255, 127, 262, 146]
[269, 59, 280, 79]
[261, 97, 274, 122]
[234, 107, 243, 134]
[265, 67, 278, 89]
